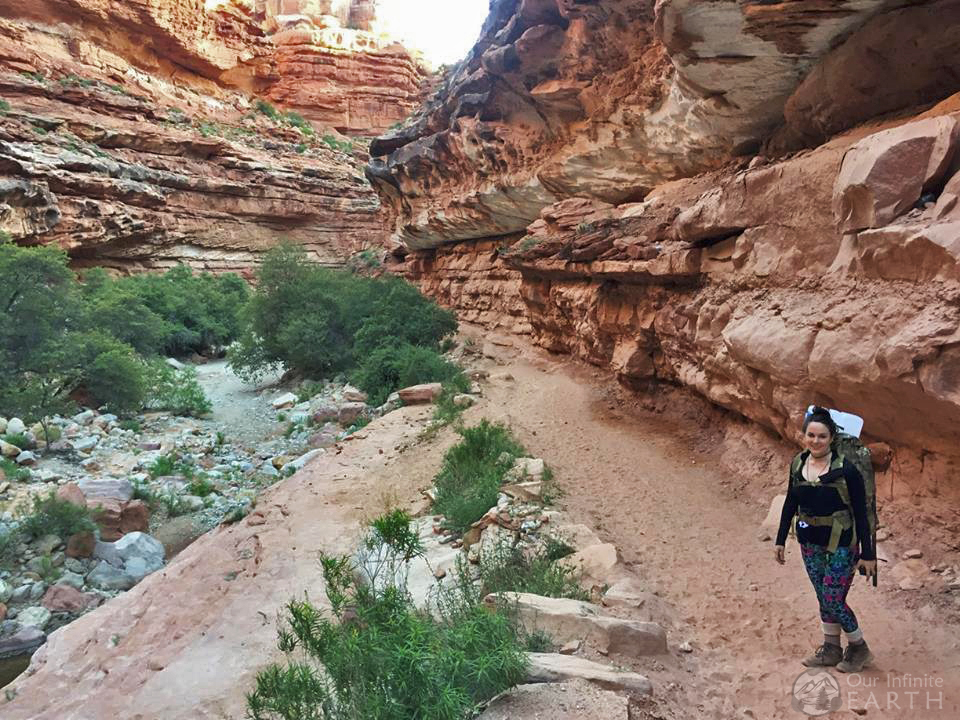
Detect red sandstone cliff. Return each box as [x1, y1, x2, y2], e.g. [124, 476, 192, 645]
[369, 0, 960, 478]
[0, 0, 430, 269]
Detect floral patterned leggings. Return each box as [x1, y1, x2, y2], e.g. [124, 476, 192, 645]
[800, 543, 860, 633]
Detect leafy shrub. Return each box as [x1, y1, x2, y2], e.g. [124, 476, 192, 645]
[351, 343, 467, 407]
[131, 478, 158, 508]
[119, 419, 141, 433]
[82, 339, 148, 415]
[0, 523, 20, 569]
[432, 421, 525, 533]
[0, 98, 10, 114]
[475, 536, 588, 601]
[18, 490, 96, 540]
[320, 134, 352, 153]
[247, 511, 526, 720]
[147, 451, 195, 479]
[284, 112, 314, 136]
[230, 245, 457, 384]
[159, 491, 192, 517]
[144, 361, 212, 417]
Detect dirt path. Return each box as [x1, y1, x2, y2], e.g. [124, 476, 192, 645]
[471, 335, 960, 719]
[193, 360, 283, 446]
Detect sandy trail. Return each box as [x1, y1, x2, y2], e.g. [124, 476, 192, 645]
[472, 336, 960, 719]
[193, 360, 284, 446]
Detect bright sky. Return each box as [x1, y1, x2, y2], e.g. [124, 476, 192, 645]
[378, 0, 489, 66]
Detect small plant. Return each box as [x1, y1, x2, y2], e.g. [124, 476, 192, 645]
[284, 111, 314, 136]
[59, 74, 94, 88]
[20, 71, 45, 83]
[0, 98, 10, 114]
[2, 432, 31, 449]
[296, 380, 324, 402]
[32, 124, 48, 135]
[186, 476, 216, 497]
[522, 628, 554, 653]
[320, 134, 353, 153]
[576, 222, 596, 233]
[294, 142, 307, 154]
[35, 554, 62, 584]
[432, 420, 525, 533]
[198, 121, 218, 138]
[276, 411, 287, 422]
[119, 419, 141, 433]
[0, 457, 31, 482]
[255, 99, 280, 121]
[474, 536, 588, 600]
[0, 523, 21, 569]
[159, 491, 192, 517]
[131, 478, 158, 508]
[147, 451, 194, 479]
[18, 491, 96, 540]
[215, 431, 226, 447]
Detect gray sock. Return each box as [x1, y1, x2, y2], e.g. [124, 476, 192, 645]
[824, 635, 841, 647]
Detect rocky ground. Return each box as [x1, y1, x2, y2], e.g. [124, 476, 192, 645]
[0, 359, 402, 689]
[1, 334, 959, 718]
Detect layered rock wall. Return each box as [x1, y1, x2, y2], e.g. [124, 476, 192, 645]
[379, 0, 960, 474]
[0, 19, 386, 272]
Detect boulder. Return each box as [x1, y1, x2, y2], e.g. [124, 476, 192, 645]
[16, 450, 37, 466]
[0, 578, 12, 603]
[93, 540, 124, 568]
[453, 394, 475, 408]
[72, 436, 99, 452]
[488, 592, 667, 657]
[6, 417, 26, 435]
[397, 383, 443, 404]
[337, 402, 367, 426]
[307, 431, 337, 449]
[281, 449, 324, 474]
[0, 625, 45, 661]
[57, 483, 87, 508]
[558, 543, 619, 586]
[342, 384, 367, 403]
[310, 403, 339, 423]
[58, 571, 85, 590]
[120, 500, 150, 535]
[0, 603, 5, 621]
[526, 653, 652, 695]
[66, 531, 96, 558]
[34, 534, 62, 555]
[77, 477, 134, 502]
[114, 532, 165, 571]
[0, 417, 5, 434]
[41, 584, 98, 613]
[834, 115, 960, 232]
[17, 606, 52, 630]
[0, 440, 20, 458]
[271, 392, 298, 410]
[86, 561, 136, 591]
[90, 498, 125, 541]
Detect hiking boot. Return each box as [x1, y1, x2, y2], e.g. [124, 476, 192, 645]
[837, 642, 873, 673]
[801, 643, 842, 667]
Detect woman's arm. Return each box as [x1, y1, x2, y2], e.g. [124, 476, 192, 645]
[775, 471, 798, 548]
[845, 462, 875, 561]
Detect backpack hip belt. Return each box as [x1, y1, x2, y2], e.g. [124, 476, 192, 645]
[797, 509, 856, 554]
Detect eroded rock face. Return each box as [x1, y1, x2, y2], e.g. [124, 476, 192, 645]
[402, 103, 960, 474]
[367, 0, 956, 249]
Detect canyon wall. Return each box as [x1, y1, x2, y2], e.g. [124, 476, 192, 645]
[371, 0, 960, 480]
[0, 0, 428, 270]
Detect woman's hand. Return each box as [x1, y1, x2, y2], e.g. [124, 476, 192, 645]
[857, 559, 877, 578]
[775, 545, 785, 565]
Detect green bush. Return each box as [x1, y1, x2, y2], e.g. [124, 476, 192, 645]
[351, 343, 467, 407]
[18, 490, 96, 540]
[186, 476, 216, 497]
[256, 99, 280, 120]
[247, 511, 526, 720]
[144, 361, 212, 417]
[284, 112, 314, 136]
[230, 245, 457, 386]
[432, 421, 525, 533]
[82, 340, 148, 416]
[147, 451, 195, 479]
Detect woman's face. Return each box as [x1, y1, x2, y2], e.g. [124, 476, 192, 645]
[804, 421, 832, 457]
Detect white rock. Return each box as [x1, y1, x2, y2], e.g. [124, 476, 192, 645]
[281, 449, 324, 474]
[271, 392, 298, 410]
[16, 450, 36, 466]
[114, 532, 165, 570]
[0, 578, 12, 603]
[6, 417, 26, 435]
[342, 384, 367, 403]
[0, 417, 6, 434]
[165, 358, 185, 370]
[72, 409, 96, 425]
[18, 606, 52, 630]
[526, 653, 653, 695]
[73, 436, 99, 453]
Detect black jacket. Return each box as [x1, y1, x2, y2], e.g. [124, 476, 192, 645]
[776, 451, 875, 561]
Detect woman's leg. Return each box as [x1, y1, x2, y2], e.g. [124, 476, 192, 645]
[820, 546, 860, 638]
[800, 543, 843, 666]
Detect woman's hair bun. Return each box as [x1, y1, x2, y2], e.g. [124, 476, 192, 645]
[803, 405, 838, 435]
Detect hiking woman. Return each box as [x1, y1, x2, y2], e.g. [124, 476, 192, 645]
[774, 406, 877, 673]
